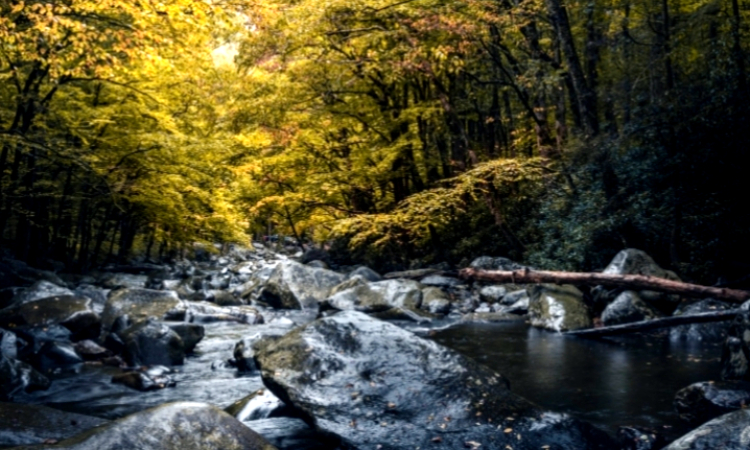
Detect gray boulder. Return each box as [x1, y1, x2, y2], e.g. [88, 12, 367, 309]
[167, 323, 204, 353]
[112, 365, 176, 391]
[119, 319, 185, 366]
[601, 291, 662, 326]
[326, 279, 423, 313]
[721, 311, 750, 381]
[478, 285, 507, 303]
[529, 284, 593, 332]
[419, 275, 461, 287]
[0, 353, 50, 400]
[674, 381, 750, 426]
[469, 256, 528, 271]
[7, 402, 277, 450]
[0, 296, 100, 340]
[102, 289, 183, 331]
[662, 409, 750, 450]
[11, 281, 74, 305]
[224, 389, 289, 421]
[0, 402, 108, 448]
[422, 287, 451, 315]
[347, 266, 382, 282]
[256, 261, 344, 309]
[670, 299, 733, 342]
[101, 273, 149, 290]
[253, 311, 614, 450]
[1, 327, 17, 359]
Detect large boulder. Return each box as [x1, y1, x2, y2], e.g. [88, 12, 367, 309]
[600, 291, 662, 326]
[662, 409, 750, 450]
[721, 311, 750, 381]
[326, 279, 423, 314]
[10, 281, 74, 305]
[119, 319, 185, 366]
[674, 381, 750, 426]
[0, 402, 108, 448]
[529, 284, 593, 332]
[0, 296, 100, 340]
[7, 402, 277, 450]
[421, 287, 451, 315]
[255, 261, 344, 309]
[594, 249, 681, 313]
[0, 353, 50, 401]
[346, 266, 382, 282]
[670, 299, 733, 342]
[253, 311, 614, 450]
[101, 289, 183, 331]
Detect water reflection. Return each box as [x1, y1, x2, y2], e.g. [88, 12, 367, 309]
[430, 321, 721, 434]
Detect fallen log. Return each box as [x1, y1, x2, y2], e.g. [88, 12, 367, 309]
[564, 309, 743, 338]
[459, 268, 750, 303]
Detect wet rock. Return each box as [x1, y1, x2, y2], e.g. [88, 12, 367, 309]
[253, 311, 614, 450]
[419, 275, 461, 287]
[502, 296, 530, 315]
[469, 256, 528, 271]
[422, 287, 451, 315]
[73, 285, 108, 313]
[11, 281, 74, 305]
[328, 277, 367, 297]
[209, 290, 242, 306]
[101, 289, 183, 331]
[662, 409, 750, 450]
[617, 426, 668, 450]
[741, 299, 750, 310]
[347, 266, 382, 282]
[305, 260, 329, 270]
[674, 380, 750, 426]
[101, 273, 149, 290]
[7, 401, 277, 450]
[0, 353, 50, 400]
[721, 311, 750, 381]
[112, 366, 177, 391]
[35, 341, 83, 372]
[73, 340, 110, 361]
[1, 327, 17, 359]
[594, 249, 681, 313]
[501, 288, 530, 306]
[119, 319, 185, 366]
[224, 389, 290, 421]
[167, 323, 204, 353]
[670, 299, 733, 342]
[529, 284, 593, 332]
[326, 285, 390, 313]
[0, 402, 108, 448]
[479, 285, 507, 303]
[256, 261, 344, 310]
[0, 296, 100, 340]
[601, 291, 662, 326]
[13, 324, 72, 356]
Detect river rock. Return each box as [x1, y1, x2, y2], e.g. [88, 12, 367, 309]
[670, 299, 733, 342]
[253, 310, 614, 450]
[101, 273, 149, 290]
[1, 327, 17, 359]
[11, 281, 74, 305]
[119, 319, 185, 366]
[13, 325, 71, 357]
[0, 296, 100, 340]
[594, 249, 681, 313]
[422, 287, 451, 314]
[73, 340, 110, 360]
[601, 291, 662, 326]
[246, 417, 335, 450]
[674, 380, 750, 426]
[7, 401, 277, 450]
[101, 289, 183, 331]
[721, 311, 750, 381]
[167, 323, 204, 353]
[35, 341, 83, 372]
[73, 285, 108, 312]
[0, 402, 108, 448]
[255, 261, 344, 309]
[0, 353, 50, 400]
[502, 296, 530, 315]
[529, 284, 593, 332]
[209, 290, 243, 306]
[224, 389, 290, 421]
[112, 366, 177, 391]
[479, 285, 507, 303]
[184, 301, 263, 325]
[662, 409, 750, 450]
[347, 266, 382, 282]
[617, 425, 668, 450]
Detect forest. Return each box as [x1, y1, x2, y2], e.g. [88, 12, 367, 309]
[1, 0, 749, 283]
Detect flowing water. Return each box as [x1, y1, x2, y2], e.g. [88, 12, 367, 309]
[430, 320, 722, 436]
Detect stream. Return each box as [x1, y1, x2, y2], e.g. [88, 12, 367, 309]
[12, 312, 721, 446]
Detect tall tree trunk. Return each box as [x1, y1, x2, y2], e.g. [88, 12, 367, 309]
[731, 0, 746, 93]
[546, 0, 599, 136]
[661, 0, 675, 91]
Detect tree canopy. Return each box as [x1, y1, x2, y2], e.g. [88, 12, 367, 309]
[1, 0, 749, 281]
